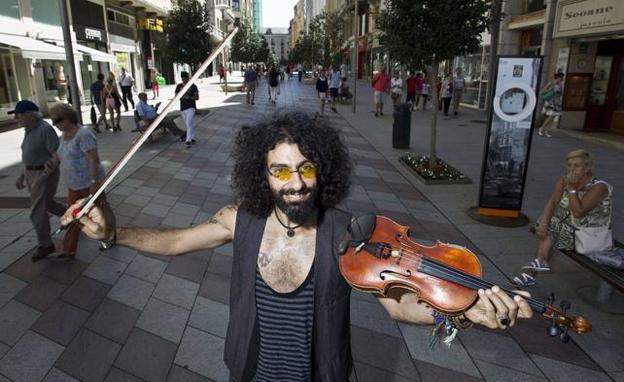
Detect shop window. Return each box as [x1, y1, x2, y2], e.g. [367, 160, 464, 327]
[31, 0, 61, 26]
[42, 61, 72, 102]
[0, 0, 20, 19]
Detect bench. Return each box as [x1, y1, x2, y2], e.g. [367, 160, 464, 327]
[560, 240, 624, 313]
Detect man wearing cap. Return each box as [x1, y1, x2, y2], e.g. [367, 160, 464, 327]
[11, 100, 66, 261]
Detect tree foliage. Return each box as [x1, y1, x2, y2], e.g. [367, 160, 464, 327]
[288, 11, 342, 67]
[376, 0, 491, 69]
[162, 0, 214, 71]
[231, 17, 270, 64]
[376, 0, 493, 168]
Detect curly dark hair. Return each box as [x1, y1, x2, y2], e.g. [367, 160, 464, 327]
[231, 111, 352, 218]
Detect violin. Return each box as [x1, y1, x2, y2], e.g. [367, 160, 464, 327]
[338, 215, 591, 340]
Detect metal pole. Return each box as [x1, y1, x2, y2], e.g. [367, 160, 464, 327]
[352, 0, 358, 113]
[485, 0, 501, 115]
[59, 0, 82, 122]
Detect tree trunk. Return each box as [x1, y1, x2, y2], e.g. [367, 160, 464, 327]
[427, 63, 439, 169]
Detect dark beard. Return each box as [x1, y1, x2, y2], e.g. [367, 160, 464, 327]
[273, 185, 318, 225]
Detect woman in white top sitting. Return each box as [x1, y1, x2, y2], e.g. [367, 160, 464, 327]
[513, 149, 613, 287]
[390, 70, 403, 105]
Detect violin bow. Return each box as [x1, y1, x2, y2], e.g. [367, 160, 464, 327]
[54, 28, 239, 235]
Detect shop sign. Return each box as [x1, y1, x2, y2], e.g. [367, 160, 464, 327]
[85, 28, 103, 41]
[478, 56, 543, 214]
[554, 0, 624, 37]
[138, 18, 164, 32]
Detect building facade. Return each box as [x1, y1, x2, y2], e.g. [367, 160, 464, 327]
[263, 28, 290, 63]
[0, 0, 168, 122]
[252, 0, 262, 33]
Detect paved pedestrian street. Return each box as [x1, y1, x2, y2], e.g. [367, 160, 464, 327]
[0, 74, 622, 381]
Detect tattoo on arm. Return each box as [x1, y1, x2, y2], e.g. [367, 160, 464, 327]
[258, 252, 273, 268]
[208, 217, 218, 224]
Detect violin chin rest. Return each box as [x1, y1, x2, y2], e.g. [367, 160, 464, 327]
[337, 213, 377, 255]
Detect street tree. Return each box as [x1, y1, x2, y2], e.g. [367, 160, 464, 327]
[377, 0, 492, 171]
[231, 17, 256, 64]
[162, 0, 214, 72]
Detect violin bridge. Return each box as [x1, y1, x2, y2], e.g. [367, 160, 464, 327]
[390, 249, 402, 263]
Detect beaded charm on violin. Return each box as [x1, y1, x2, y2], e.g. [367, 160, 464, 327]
[337, 214, 592, 340]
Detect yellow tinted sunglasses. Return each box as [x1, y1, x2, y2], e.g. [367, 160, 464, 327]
[268, 163, 317, 181]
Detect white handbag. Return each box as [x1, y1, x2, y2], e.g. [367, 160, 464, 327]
[572, 179, 613, 255]
[574, 226, 613, 255]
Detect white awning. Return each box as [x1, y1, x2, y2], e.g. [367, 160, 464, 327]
[56, 42, 116, 63]
[0, 34, 81, 61]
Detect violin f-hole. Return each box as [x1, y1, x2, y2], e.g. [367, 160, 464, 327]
[380, 269, 412, 280]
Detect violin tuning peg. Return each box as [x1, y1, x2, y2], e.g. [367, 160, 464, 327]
[559, 330, 570, 343]
[548, 324, 560, 337]
[547, 293, 555, 305]
[560, 300, 571, 311]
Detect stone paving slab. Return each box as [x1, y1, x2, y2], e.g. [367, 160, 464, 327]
[0, 76, 621, 381]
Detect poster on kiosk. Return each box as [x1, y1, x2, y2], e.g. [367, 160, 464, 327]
[478, 56, 543, 218]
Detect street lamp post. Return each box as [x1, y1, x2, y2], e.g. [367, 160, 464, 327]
[352, 0, 358, 113]
[59, 0, 82, 122]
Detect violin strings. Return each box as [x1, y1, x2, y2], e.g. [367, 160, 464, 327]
[396, 244, 546, 312]
[361, 241, 545, 312]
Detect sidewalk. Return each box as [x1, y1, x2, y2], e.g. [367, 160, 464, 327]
[0, 76, 621, 382]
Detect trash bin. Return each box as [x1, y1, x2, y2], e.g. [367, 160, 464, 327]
[392, 103, 411, 149]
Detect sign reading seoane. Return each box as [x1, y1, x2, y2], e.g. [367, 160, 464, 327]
[554, 0, 624, 37]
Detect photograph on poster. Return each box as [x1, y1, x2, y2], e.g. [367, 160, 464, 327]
[480, 57, 541, 210]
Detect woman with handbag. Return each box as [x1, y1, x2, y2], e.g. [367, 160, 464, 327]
[513, 149, 612, 286]
[537, 72, 564, 138]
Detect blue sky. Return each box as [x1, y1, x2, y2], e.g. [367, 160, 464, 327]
[262, 0, 298, 28]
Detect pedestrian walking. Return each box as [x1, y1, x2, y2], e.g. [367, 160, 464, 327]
[390, 70, 403, 106]
[268, 65, 280, 104]
[451, 67, 465, 116]
[415, 73, 424, 110]
[118, 67, 135, 112]
[50, 103, 108, 260]
[328, 66, 340, 113]
[175, 71, 199, 148]
[244, 65, 258, 105]
[89, 73, 106, 133]
[64, 112, 531, 381]
[11, 100, 65, 261]
[297, 63, 304, 82]
[286, 64, 291, 80]
[316, 69, 329, 116]
[421, 80, 430, 110]
[371, 69, 390, 117]
[218, 64, 225, 83]
[406, 72, 417, 111]
[441, 73, 453, 116]
[102, 79, 121, 132]
[149, 68, 160, 99]
[538, 72, 564, 138]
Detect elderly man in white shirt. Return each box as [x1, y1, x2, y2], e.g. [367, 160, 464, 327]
[118, 67, 135, 112]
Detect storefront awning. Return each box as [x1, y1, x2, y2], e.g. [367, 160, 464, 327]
[57, 42, 115, 63]
[0, 34, 80, 61]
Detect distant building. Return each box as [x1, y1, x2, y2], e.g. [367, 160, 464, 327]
[263, 27, 290, 63]
[253, 0, 262, 33]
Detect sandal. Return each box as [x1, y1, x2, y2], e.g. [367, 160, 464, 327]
[521, 258, 551, 272]
[512, 272, 536, 287]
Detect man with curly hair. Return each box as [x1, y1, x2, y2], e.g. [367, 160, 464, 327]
[63, 112, 530, 381]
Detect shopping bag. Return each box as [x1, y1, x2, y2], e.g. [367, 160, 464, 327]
[90, 106, 97, 125]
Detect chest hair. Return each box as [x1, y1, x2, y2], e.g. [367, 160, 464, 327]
[258, 221, 317, 293]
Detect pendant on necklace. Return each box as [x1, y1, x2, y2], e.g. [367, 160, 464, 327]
[287, 228, 295, 237]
